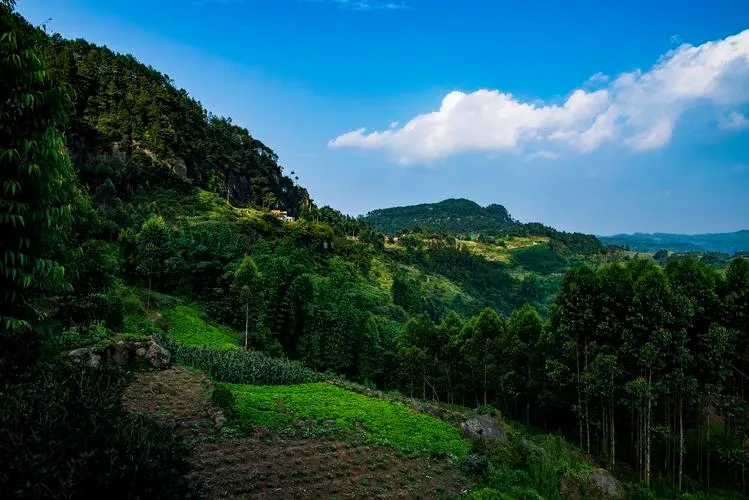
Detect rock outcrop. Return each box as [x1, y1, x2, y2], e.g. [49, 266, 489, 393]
[560, 468, 626, 500]
[460, 414, 507, 442]
[145, 340, 171, 369]
[68, 347, 101, 368]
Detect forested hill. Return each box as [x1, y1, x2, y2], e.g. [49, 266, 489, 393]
[599, 230, 749, 254]
[35, 29, 311, 216]
[361, 198, 604, 255]
[362, 198, 515, 235]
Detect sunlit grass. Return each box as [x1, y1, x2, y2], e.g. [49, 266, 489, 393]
[162, 305, 240, 349]
[225, 382, 471, 459]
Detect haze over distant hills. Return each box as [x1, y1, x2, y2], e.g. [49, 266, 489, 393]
[598, 231, 749, 254]
[362, 198, 749, 256]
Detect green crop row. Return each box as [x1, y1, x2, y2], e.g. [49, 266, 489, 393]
[224, 382, 471, 460]
[157, 333, 326, 386]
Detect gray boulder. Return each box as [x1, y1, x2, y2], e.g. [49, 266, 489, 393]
[560, 468, 626, 500]
[461, 414, 507, 442]
[68, 347, 101, 369]
[590, 468, 626, 499]
[145, 341, 171, 368]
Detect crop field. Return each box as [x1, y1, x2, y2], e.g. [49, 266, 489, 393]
[162, 305, 241, 349]
[224, 382, 471, 459]
[191, 437, 466, 499]
[123, 366, 468, 498]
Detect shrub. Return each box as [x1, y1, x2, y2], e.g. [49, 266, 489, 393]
[0, 360, 198, 499]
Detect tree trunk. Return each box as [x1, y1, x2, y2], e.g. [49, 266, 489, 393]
[646, 370, 652, 487]
[483, 361, 488, 406]
[147, 275, 152, 310]
[707, 404, 711, 488]
[679, 395, 684, 492]
[244, 301, 250, 350]
[611, 398, 616, 471]
[526, 362, 532, 425]
[576, 344, 583, 447]
[584, 341, 590, 455]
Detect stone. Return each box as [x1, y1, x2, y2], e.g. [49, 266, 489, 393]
[461, 453, 489, 477]
[68, 347, 101, 369]
[460, 414, 507, 442]
[214, 412, 226, 430]
[590, 468, 626, 499]
[136, 347, 147, 357]
[107, 342, 132, 366]
[560, 468, 626, 500]
[146, 341, 171, 369]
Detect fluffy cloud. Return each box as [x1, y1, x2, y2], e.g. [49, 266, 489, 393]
[329, 29, 749, 164]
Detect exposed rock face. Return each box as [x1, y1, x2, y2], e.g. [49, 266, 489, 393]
[460, 414, 507, 442]
[68, 347, 101, 369]
[146, 340, 171, 369]
[560, 468, 626, 500]
[590, 468, 626, 499]
[101, 341, 151, 366]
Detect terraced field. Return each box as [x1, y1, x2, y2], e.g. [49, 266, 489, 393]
[191, 438, 465, 499]
[123, 366, 469, 498]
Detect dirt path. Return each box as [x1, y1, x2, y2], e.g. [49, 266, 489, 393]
[123, 366, 467, 499]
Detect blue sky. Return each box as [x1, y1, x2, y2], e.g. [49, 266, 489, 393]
[17, 0, 749, 235]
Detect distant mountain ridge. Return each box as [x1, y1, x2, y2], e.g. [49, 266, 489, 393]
[361, 198, 604, 255]
[598, 230, 749, 254]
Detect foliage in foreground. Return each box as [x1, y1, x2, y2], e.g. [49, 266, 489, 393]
[157, 332, 326, 386]
[0, 0, 75, 383]
[0, 360, 197, 499]
[470, 429, 593, 500]
[224, 381, 471, 460]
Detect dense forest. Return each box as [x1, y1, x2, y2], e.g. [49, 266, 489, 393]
[2, 2, 749, 498]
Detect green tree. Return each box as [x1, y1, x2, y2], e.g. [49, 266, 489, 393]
[1, 0, 75, 382]
[506, 304, 543, 425]
[136, 215, 170, 310]
[234, 255, 260, 349]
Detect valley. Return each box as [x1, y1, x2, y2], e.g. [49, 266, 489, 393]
[2, 3, 749, 499]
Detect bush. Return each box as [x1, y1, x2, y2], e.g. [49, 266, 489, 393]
[0, 360, 198, 499]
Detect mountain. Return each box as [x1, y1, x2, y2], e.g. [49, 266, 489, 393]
[36, 31, 311, 215]
[6, 5, 749, 499]
[599, 230, 749, 254]
[361, 198, 515, 235]
[361, 198, 604, 255]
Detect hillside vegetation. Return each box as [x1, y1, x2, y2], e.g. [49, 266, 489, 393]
[362, 198, 604, 256]
[2, 3, 749, 499]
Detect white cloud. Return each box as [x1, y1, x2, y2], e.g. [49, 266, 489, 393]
[586, 72, 609, 85]
[329, 29, 749, 164]
[720, 110, 749, 129]
[300, 0, 410, 10]
[528, 150, 559, 161]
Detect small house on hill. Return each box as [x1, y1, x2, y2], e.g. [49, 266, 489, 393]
[270, 209, 295, 222]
